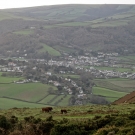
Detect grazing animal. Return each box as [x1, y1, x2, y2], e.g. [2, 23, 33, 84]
[61, 109, 67, 114]
[42, 107, 53, 113]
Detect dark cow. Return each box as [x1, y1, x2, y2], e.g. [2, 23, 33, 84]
[61, 109, 67, 114]
[42, 107, 53, 113]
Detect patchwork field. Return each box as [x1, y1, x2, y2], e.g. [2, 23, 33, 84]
[93, 78, 135, 102]
[92, 86, 128, 102]
[94, 79, 135, 92]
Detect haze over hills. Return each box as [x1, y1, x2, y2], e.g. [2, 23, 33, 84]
[0, 4, 135, 58]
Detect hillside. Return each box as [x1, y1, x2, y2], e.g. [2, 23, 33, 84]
[113, 90, 135, 104]
[0, 4, 135, 57]
[0, 104, 135, 134]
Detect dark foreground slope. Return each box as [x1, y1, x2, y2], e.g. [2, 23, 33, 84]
[0, 104, 135, 135]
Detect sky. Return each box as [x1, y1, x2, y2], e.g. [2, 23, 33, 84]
[1, 0, 135, 9]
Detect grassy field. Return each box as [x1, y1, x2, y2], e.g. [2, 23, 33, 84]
[0, 98, 45, 109]
[13, 29, 33, 35]
[39, 95, 57, 104]
[110, 80, 135, 88]
[0, 103, 134, 120]
[54, 45, 76, 53]
[94, 66, 134, 72]
[94, 79, 134, 92]
[0, 82, 74, 109]
[92, 86, 127, 98]
[57, 95, 72, 106]
[0, 73, 23, 83]
[39, 44, 61, 56]
[0, 83, 57, 102]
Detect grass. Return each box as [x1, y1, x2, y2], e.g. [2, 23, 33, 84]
[110, 80, 135, 88]
[94, 79, 134, 92]
[105, 97, 118, 102]
[50, 95, 65, 105]
[0, 74, 23, 83]
[0, 83, 57, 102]
[94, 66, 133, 72]
[39, 95, 57, 104]
[91, 19, 129, 28]
[92, 86, 127, 98]
[59, 74, 80, 79]
[54, 45, 76, 53]
[39, 44, 61, 56]
[0, 103, 135, 121]
[57, 95, 72, 106]
[13, 29, 33, 35]
[0, 98, 45, 109]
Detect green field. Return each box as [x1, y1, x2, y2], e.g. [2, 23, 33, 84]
[0, 73, 23, 83]
[0, 98, 45, 109]
[39, 44, 61, 56]
[94, 79, 135, 92]
[59, 74, 80, 79]
[110, 80, 135, 88]
[92, 87, 127, 98]
[0, 82, 73, 109]
[57, 95, 72, 106]
[39, 95, 57, 104]
[0, 83, 57, 102]
[54, 45, 76, 53]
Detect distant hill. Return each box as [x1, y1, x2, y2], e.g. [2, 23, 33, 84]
[0, 4, 135, 58]
[113, 90, 135, 104]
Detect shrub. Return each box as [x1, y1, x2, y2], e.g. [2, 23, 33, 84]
[46, 115, 53, 121]
[129, 110, 135, 120]
[0, 115, 11, 130]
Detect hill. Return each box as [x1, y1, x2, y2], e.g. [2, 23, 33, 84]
[0, 4, 135, 57]
[113, 90, 135, 104]
[0, 104, 135, 134]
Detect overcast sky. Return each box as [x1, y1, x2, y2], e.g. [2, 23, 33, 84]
[1, 0, 135, 9]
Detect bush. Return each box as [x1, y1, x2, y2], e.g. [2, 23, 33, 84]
[0, 116, 11, 130]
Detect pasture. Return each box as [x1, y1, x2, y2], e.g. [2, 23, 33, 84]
[0, 82, 73, 109]
[39, 44, 61, 56]
[94, 79, 135, 92]
[94, 66, 134, 72]
[0, 73, 23, 83]
[0, 103, 134, 120]
[0, 98, 45, 109]
[0, 83, 57, 102]
[110, 79, 135, 88]
[92, 86, 127, 102]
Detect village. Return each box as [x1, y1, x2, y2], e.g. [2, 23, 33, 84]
[0, 51, 135, 105]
